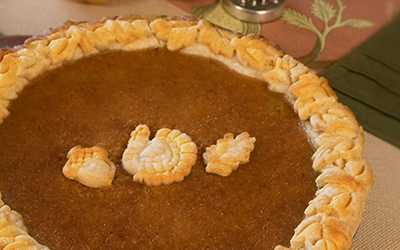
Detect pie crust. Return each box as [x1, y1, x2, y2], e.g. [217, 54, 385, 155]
[63, 145, 116, 188]
[122, 124, 198, 186]
[0, 15, 373, 250]
[203, 132, 256, 177]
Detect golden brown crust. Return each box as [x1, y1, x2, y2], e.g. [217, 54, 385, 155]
[63, 146, 116, 188]
[0, 15, 373, 249]
[0, 195, 48, 249]
[122, 125, 197, 186]
[203, 132, 256, 177]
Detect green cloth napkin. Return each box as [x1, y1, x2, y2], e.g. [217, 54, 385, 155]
[320, 14, 400, 148]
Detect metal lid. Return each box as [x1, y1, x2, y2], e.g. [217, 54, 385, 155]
[222, 0, 285, 23]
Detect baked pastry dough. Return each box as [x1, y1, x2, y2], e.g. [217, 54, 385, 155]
[204, 132, 256, 177]
[0, 195, 48, 249]
[63, 146, 116, 188]
[0, 15, 373, 250]
[122, 125, 197, 186]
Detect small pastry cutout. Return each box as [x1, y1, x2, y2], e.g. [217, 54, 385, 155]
[122, 125, 197, 186]
[63, 146, 116, 188]
[203, 132, 256, 177]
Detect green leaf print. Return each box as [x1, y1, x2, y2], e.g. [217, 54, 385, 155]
[342, 18, 375, 29]
[281, 8, 317, 32]
[281, 0, 374, 69]
[311, 0, 337, 23]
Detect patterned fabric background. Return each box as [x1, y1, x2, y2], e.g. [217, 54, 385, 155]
[167, 0, 398, 71]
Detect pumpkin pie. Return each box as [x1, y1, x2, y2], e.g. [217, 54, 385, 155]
[0, 15, 373, 250]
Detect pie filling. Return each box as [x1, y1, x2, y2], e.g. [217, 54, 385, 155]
[0, 48, 316, 249]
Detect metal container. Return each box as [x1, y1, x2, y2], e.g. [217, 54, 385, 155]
[222, 0, 285, 23]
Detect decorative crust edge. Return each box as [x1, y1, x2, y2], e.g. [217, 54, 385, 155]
[0, 15, 373, 250]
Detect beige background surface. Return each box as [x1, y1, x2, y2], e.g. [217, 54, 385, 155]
[0, 0, 187, 35]
[0, 0, 399, 249]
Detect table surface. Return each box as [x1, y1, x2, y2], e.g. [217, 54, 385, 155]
[0, 1, 399, 249]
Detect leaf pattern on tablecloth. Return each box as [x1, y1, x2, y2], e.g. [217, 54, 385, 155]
[311, 0, 337, 22]
[281, 0, 374, 69]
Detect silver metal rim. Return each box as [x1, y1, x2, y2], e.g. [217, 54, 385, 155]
[222, 0, 285, 23]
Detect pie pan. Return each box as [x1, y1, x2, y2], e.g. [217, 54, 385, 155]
[0, 15, 373, 250]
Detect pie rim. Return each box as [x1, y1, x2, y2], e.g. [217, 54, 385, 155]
[0, 15, 374, 250]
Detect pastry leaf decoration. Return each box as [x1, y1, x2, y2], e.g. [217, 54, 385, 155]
[281, 0, 374, 69]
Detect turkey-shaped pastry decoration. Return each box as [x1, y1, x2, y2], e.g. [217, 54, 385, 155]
[63, 146, 116, 188]
[204, 132, 256, 177]
[122, 125, 198, 186]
